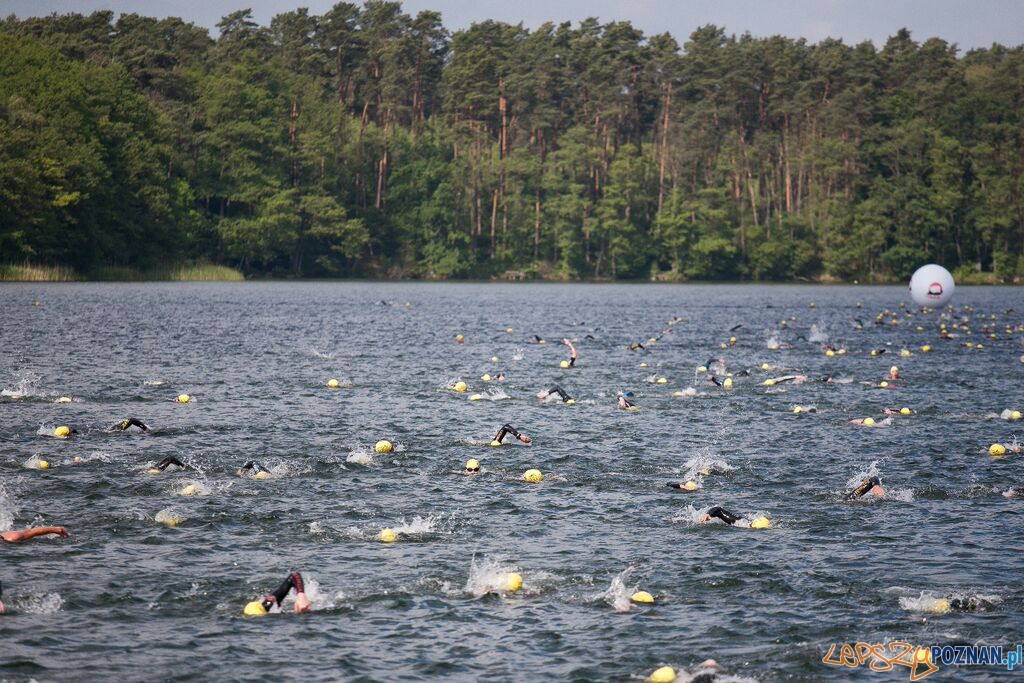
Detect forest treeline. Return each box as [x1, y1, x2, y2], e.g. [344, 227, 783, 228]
[2, 5, 1023, 281]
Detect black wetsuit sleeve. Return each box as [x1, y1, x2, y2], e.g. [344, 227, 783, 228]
[494, 426, 509, 443]
[846, 477, 879, 500]
[710, 376, 723, 386]
[155, 456, 186, 472]
[500, 424, 522, 440]
[547, 386, 570, 402]
[262, 572, 304, 610]
[119, 418, 149, 431]
[569, 356, 576, 367]
[707, 506, 739, 525]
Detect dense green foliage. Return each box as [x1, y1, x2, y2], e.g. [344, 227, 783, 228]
[2, 6, 1023, 280]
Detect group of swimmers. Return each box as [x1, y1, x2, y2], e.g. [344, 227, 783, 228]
[6, 309, 1019, 639]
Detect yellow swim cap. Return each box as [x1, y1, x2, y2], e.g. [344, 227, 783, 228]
[566, 399, 575, 405]
[375, 440, 393, 454]
[901, 348, 911, 356]
[719, 343, 727, 349]
[879, 381, 889, 388]
[469, 393, 483, 401]
[466, 458, 480, 471]
[825, 349, 835, 357]
[559, 360, 570, 368]
[38, 459, 50, 469]
[176, 394, 191, 403]
[931, 598, 951, 614]
[900, 407, 912, 416]
[255, 471, 269, 480]
[699, 468, 711, 476]
[750, 517, 771, 529]
[455, 334, 464, 342]
[639, 362, 648, 368]
[179, 484, 199, 496]
[379, 528, 398, 543]
[523, 469, 543, 483]
[244, 601, 268, 617]
[489, 440, 502, 447]
[793, 406, 803, 414]
[870, 350, 879, 356]
[54, 425, 71, 438]
[837, 348, 846, 355]
[697, 366, 707, 373]
[890, 366, 898, 374]
[648, 337, 657, 344]
[649, 666, 677, 683]
[763, 379, 776, 386]
[490, 356, 498, 362]
[453, 381, 467, 393]
[631, 591, 654, 604]
[327, 378, 340, 388]
[505, 327, 513, 333]
[1011, 410, 1022, 420]
[723, 377, 733, 388]
[682, 480, 699, 491]
[989, 443, 1007, 456]
[506, 572, 523, 592]
[729, 336, 737, 343]
[481, 374, 492, 381]
[863, 417, 876, 426]
[921, 345, 931, 352]
[656, 377, 667, 384]
[147, 468, 161, 475]
[55, 396, 72, 403]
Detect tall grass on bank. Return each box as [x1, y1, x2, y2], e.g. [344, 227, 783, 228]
[1, 261, 244, 281]
[0, 262, 78, 281]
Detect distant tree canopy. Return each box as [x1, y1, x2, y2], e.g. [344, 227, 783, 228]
[1, 6, 1022, 280]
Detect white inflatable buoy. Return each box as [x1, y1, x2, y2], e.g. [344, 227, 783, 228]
[909, 264, 954, 306]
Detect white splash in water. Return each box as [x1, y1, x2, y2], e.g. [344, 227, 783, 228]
[603, 567, 636, 612]
[809, 323, 828, 343]
[0, 480, 19, 531]
[464, 556, 520, 598]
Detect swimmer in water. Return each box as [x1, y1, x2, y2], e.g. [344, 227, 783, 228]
[1002, 487, 1024, 498]
[667, 480, 700, 492]
[492, 424, 532, 445]
[464, 459, 480, 474]
[629, 342, 645, 351]
[495, 372, 506, 382]
[244, 572, 311, 615]
[698, 506, 769, 528]
[846, 476, 885, 499]
[1, 526, 69, 543]
[563, 338, 577, 367]
[617, 394, 636, 409]
[765, 375, 807, 385]
[149, 456, 187, 473]
[0, 580, 4, 614]
[113, 418, 150, 433]
[931, 596, 996, 613]
[536, 385, 573, 403]
[237, 461, 270, 478]
[532, 335, 545, 344]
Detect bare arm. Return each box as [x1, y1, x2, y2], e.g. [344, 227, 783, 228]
[1, 526, 68, 542]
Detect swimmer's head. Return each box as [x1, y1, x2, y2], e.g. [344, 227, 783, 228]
[723, 377, 733, 388]
[863, 417, 876, 426]
[455, 334, 464, 344]
[465, 458, 480, 474]
[54, 425, 71, 438]
[989, 443, 1007, 456]
[175, 394, 191, 403]
[379, 528, 398, 543]
[505, 572, 523, 592]
[1011, 410, 1022, 420]
[147, 468, 162, 475]
[38, 459, 50, 469]
[631, 591, 654, 604]
[469, 393, 483, 401]
[326, 378, 340, 388]
[244, 601, 268, 616]
[750, 516, 771, 529]
[453, 381, 467, 393]
[374, 440, 393, 454]
[523, 469, 543, 483]
[480, 374, 491, 381]
[930, 598, 951, 614]
[566, 399, 575, 405]
[255, 471, 269, 480]
[648, 666, 677, 683]
[900, 407, 912, 415]
[489, 440, 502, 447]
[682, 480, 699, 491]
[559, 360, 570, 369]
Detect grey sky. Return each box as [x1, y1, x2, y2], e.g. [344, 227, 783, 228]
[5, 0, 1022, 51]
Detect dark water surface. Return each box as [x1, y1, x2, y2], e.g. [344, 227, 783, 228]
[1, 282, 1023, 682]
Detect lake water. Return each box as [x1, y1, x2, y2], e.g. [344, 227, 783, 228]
[1, 282, 1023, 682]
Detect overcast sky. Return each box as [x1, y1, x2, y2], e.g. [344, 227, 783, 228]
[6, 0, 1023, 51]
